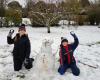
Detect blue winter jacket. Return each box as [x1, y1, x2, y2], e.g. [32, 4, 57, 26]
[60, 34, 79, 65]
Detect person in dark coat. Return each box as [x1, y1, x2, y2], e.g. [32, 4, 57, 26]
[58, 32, 80, 76]
[7, 24, 31, 71]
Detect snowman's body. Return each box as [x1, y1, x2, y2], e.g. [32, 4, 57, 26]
[34, 39, 55, 73]
[26, 39, 55, 80]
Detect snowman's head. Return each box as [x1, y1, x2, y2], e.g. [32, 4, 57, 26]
[42, 38, 53, 47]
[41, 38, 53, 53]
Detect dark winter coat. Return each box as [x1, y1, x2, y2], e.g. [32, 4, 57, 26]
[7, 33, 31, 61]
[60, 34, 79, 65]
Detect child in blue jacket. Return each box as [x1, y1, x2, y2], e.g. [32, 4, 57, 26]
[58, 32, 80, 76]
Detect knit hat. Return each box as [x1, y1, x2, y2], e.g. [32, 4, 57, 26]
[61, 37, 68, 43]
[18, 24, 26, 32]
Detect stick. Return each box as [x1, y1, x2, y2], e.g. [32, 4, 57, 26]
[33, 50, 39, 54]
[78, 60, 98, 69]
[54, 47, 59, 56]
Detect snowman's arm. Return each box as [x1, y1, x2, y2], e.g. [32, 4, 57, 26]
[53, 46, 60, 56]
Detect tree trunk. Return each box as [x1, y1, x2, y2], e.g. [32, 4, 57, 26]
[0, 21, 2, 27]
[0, 17, 3, 27]
[47, 26, 50, 33]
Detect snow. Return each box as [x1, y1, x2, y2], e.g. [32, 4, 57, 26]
[59, 20, 75, 25]
[0, 25, 100, 80]
[22, 18, 32, 26]
[59, 20, 69, 25]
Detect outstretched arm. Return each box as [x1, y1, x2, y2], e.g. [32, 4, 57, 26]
[70, 32, 79, 51]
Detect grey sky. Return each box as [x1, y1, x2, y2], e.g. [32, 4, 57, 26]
[8, 0, 96, 7]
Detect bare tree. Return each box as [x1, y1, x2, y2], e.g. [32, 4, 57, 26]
[29, 1, 62, 33]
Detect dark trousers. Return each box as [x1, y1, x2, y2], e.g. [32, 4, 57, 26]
[58, 62, 80, 76]
[13, 57, 25, 71]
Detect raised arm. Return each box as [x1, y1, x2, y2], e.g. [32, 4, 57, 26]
[7, 29, 15, 44]
[70, 31, 79, 51]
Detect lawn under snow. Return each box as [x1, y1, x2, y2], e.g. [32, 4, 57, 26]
[0, 26, 100, 80]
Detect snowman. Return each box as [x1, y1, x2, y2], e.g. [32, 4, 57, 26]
[34, 38, 55, 73]
[26, 38, 55, 80]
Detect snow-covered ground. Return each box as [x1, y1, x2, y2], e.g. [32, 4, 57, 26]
[0, 25, 100, 80]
